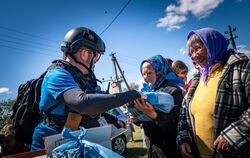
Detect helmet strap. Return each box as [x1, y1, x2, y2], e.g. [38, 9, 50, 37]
[89, 52, 96, 72]
[69, 54, 97, 87]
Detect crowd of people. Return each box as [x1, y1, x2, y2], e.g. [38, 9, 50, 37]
[0, 27, 249, 158]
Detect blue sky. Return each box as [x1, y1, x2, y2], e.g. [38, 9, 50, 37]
[0, 0, 250, 101]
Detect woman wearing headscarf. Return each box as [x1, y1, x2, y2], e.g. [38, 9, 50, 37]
[177, 27, 250, 158]
[133, 55, 184, 158]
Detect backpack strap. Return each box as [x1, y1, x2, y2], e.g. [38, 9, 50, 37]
[41, 60, 88, 131]
[41, 59, 85, 115]
[51, 60, 87, 89]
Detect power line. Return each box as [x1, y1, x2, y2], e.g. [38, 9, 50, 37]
[118, 53, 141, 61]
[99, 0, 131, 36]
[0, 34, 57, 49]
[0, 38, 60, 53]
[0, 26, 58, 43]
[0, 45, 60, 58]
[0, 30, 61, 58]
[115, 56, 138, 68]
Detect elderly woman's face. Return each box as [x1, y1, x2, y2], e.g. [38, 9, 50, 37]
[142, 62, 157, 87]
[189, 42, 208, 67]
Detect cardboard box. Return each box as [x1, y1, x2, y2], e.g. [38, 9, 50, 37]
[3, 149, 47, 158]
[44, 125, 127, 156]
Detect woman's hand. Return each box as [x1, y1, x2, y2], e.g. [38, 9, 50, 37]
[139, 92, 148, 100]
[214, 135, 231, 152]
[134, 99, 157, 119]
[180, 143, 194, 158]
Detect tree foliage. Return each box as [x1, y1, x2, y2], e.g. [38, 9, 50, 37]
[123, 82, 139, 91]
[0, 99, 15, 129]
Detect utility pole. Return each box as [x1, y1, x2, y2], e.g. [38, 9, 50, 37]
[110, 53, 130, 92]
[225, 25, 238, 50]
[111, 53, 119, 82]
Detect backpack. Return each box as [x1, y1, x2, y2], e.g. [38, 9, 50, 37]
[11, 60, 87, 144]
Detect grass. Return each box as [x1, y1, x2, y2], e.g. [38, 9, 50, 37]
[123, 125, 147, 158]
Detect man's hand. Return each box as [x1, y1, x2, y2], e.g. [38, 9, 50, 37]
[134, 99, 157, 119]
[117, 120, 125, 128]
[214, 135, 231, 152]
[180, 143, 194, 158]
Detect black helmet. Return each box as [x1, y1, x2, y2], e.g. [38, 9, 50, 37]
[61, 27, 105, 55]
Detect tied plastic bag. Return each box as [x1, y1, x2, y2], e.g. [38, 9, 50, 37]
[52, 126, 124, 158]
[127, 91, 174, 121]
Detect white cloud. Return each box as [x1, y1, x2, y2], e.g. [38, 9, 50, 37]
[189, 67, 199, 76]
[180, 48, 187, 55]
[157, 0, 224, 31]
[187, 67, 199, 81]
[137, 78, 145, 85]
[0, 87, 11, 94]
[237, 45, 247, 49]
[157, 12, 187, 31]
[237, 45, 250, 55]
[137, 78, 145, 90]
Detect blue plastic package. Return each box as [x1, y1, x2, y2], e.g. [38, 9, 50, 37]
[144, 91, 174, 112]
[52, 126, 124, 158]
[127, 91, 174, 121]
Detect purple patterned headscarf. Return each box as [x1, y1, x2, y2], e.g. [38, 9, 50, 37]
[187, 27, 230, 84]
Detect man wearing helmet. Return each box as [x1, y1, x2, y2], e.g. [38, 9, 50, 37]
[31, 27, 147, 151]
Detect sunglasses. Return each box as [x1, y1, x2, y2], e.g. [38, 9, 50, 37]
[81, 48, 102, 60]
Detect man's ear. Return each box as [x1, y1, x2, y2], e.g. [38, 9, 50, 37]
[77, 49, 85, 60]
[81, 49, 88, 57]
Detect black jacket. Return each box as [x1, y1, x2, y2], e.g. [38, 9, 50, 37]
[137, 80, 184, 158]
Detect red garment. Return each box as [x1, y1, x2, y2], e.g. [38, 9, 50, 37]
[0, 142, 30, 157]
[187, 79, 192, 92]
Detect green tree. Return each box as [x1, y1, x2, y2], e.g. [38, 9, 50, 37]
[0, 99, 15, 128]
[123, 82, 139, 91]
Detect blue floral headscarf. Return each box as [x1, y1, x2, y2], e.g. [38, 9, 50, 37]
[187, 27, 233, 84]
[140, 55, 185, 91]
